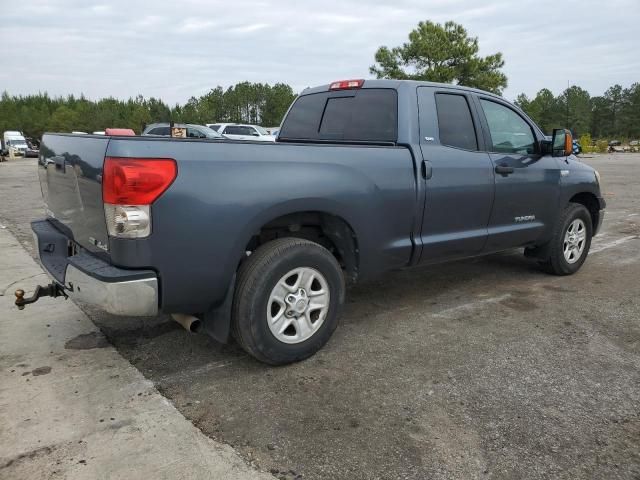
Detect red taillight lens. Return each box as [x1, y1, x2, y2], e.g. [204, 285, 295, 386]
[103, 157, 177, 205]
[329, 79, 364, 90]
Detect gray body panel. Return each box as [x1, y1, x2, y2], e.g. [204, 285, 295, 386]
[36, 80, 603, 315]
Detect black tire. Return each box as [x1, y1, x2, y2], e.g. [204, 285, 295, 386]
[232, 238, 345, 365]
[539, 203, 593, 275]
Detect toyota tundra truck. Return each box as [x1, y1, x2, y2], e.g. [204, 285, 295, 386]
[17, 79, 605, 365]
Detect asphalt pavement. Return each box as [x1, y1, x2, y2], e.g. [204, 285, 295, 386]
[1, 153, 638, 479]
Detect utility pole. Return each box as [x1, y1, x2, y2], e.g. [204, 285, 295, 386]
[566, 80, 570, 128]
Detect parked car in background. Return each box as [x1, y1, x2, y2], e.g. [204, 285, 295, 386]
[142, 123, 223, 139]
[630, 140, 639, 146]
[572, 139, 582, 155]
[609, 140, 621, 147]
[4, 135, 29, 157]
[2, 131, 25, 155]
[207, 123, 275, 142]
[24, 138, 39, 158]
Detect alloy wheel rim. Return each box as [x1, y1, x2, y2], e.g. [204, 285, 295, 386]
[563, 218, 586, 264]
[267, 267, 330, 344]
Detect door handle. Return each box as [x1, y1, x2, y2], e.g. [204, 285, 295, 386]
[421, 160, 433, 180]
[495, 165, 514, 175]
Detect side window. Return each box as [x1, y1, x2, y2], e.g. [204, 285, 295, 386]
[224, 126, 253, 135]
[434, 93, 478, 150]
[480, 99, 536, 154]
[149, 127, 170, 136]
[187, 128, 205, 138]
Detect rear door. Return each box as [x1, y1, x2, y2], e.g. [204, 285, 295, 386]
[474, 96, 561, 251]
[417, 87, 495, 263]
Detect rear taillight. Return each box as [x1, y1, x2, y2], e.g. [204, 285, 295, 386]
[329, 79, 364, 90]
[103, 157, 177, 239]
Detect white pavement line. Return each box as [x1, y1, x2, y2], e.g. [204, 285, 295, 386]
[431, 293, 511, 318]
[591, 235, 638, 254]
[0, 227, 274, 480]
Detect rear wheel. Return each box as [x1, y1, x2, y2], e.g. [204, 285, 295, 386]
[539, 203, 593, 275]
[232, 238, 345, 365]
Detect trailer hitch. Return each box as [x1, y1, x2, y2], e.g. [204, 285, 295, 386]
[15, 283, 67, 310]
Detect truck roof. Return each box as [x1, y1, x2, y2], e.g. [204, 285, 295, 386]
[301, 79, 504, 101]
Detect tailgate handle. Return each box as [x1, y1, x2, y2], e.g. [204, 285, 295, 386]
[52, 156, 66, 171]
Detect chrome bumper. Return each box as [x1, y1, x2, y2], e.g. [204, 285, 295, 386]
[64, 264, 158, 316]
[32, 219, 159, 317]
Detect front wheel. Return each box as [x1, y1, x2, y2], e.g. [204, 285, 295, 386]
[540, 203, 593, 275]
[232, 238, 345, 365]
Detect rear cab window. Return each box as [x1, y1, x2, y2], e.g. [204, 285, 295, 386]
[279, 89, 398, 144]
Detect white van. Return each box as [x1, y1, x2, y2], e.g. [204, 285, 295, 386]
[2, 131, 28, 156]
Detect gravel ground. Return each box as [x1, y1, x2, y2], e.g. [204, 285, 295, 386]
[1, 153, 639, 479]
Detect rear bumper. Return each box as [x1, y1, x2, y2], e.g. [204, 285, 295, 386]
[32, 219, 158, 316]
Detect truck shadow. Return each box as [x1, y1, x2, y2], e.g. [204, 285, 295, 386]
[88, 248, 547, 372]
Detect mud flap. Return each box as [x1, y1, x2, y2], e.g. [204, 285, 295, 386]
[201, 273, 236, 344]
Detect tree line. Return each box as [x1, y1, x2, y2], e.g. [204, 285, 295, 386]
[515, 84, 640, 140]
[0, 82, 297, 140]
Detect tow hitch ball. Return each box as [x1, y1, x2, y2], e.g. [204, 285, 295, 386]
[14, 283, 67, 310]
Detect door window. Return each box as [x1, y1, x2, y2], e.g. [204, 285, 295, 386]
[223, 125, 255, 135]
[149, 127, 170, 136]
[187, 128, 206, 138]
[435, 93, 478, 151]
[480, 99, 536, 154]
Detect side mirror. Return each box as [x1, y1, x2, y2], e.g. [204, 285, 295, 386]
[552, 128, 573, 157]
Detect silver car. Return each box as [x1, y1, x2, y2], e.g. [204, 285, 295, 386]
[142, 123, 224, 139]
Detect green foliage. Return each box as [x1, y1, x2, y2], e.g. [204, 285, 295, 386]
[0, 82, 297, 139]
[516, 83, 640, 141]
[595, 140, 609, 153]
[370, 20, 507, 94]
[579, 134, 593, 153]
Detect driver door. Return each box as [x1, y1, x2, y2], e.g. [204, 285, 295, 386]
[474, 96, 561, 252]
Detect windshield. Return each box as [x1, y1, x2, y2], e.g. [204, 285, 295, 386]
[254, 126, 269, 135]
[8, 139, 26, 146]
[202, 127, 223, 138]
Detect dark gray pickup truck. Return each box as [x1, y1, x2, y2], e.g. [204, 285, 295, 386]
[19, 79, 605, 364]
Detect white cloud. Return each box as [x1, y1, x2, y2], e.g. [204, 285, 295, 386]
[228, 23, 270, 34]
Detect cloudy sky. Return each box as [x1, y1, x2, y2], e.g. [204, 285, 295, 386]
[1, 0, 638, 104]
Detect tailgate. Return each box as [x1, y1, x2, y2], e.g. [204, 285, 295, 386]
[38, 134, 110, 255]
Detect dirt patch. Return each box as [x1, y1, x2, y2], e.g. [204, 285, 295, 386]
[31, 366, 51, 376]
[500, 296, 538, 312]
[0, 445, 54, 470]
[64, 332, 109, 350]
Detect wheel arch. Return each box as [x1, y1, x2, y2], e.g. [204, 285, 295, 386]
[240, 207, 360, 283]
[569, 191, 600, 234]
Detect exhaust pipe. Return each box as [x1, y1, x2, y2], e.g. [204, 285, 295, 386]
[171, 313, 202, 333]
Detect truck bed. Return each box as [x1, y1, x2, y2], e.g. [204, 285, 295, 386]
[38, 133, 418, 313]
